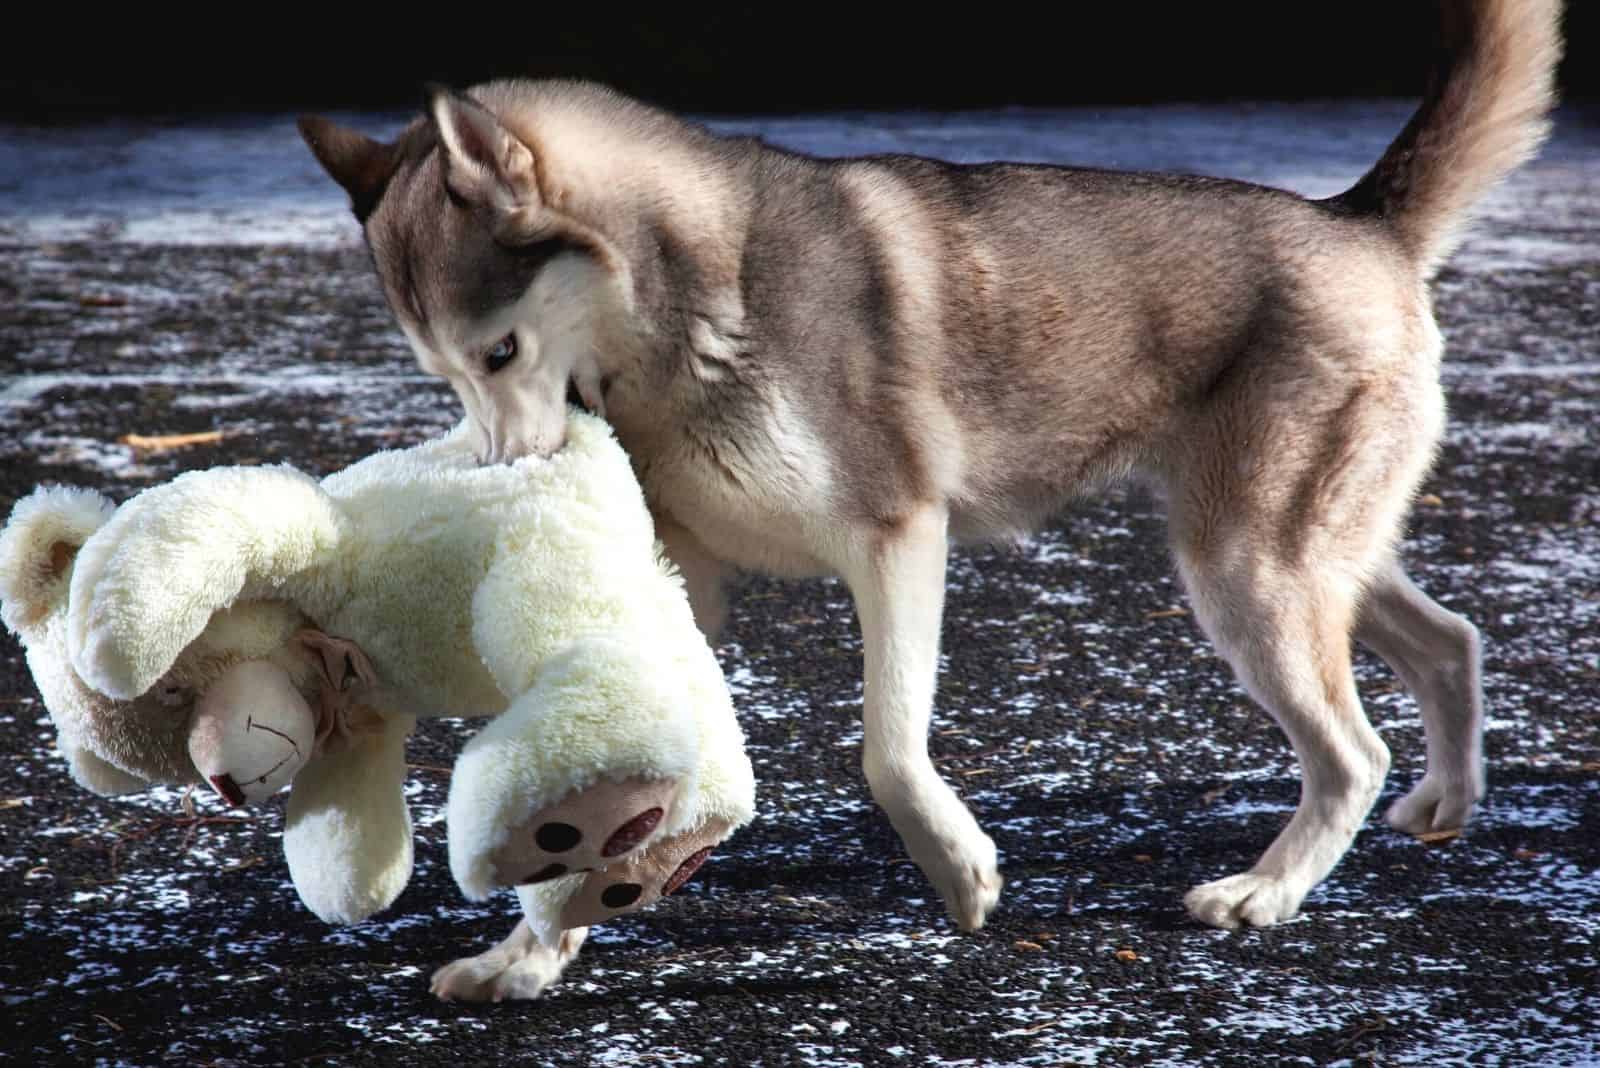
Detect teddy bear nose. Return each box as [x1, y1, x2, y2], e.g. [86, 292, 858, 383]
[186, 660, 316, 806]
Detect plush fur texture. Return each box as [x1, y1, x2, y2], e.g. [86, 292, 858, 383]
[0, 410, 756, 965]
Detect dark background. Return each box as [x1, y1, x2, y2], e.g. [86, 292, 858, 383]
[5, 4, 1597, 122]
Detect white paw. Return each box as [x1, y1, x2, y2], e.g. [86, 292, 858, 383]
[429, 928, 584, 1003]
[430, 950, 560, 1003]
[1385, 773, 1483, 837]
[921, 831, 1004, 932]
[1184, 872, 1307, 930]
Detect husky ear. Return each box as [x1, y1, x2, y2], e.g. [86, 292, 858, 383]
[426, 85, 542, 219]
[297, 115, 399, 223]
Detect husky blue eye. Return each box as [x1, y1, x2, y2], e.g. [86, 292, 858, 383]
[485, 334, 517, 373]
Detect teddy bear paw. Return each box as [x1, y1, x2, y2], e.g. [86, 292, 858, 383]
[489, 774, 682, 889]
[557, 816, 733, 929]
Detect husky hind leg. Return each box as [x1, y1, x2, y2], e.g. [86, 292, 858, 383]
[1354, 561, 1486, 836]
[1168, 345, 1444, 928]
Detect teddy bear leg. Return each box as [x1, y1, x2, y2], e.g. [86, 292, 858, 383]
[282, 712, 415, 925]
[557, 816, 734, 929]
[487, 775, 684, 890]
[446, 638, 705, 901]
[429, 919, 588, 1003]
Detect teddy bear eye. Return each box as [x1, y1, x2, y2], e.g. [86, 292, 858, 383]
[155, 684, 188, 707]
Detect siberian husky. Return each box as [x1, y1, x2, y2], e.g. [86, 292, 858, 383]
[298, 0, 1563, 1001]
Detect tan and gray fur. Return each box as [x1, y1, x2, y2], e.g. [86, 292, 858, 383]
[299, 0, 1563, 1001]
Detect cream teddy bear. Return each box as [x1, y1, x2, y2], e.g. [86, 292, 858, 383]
[0, 410, 756, 952]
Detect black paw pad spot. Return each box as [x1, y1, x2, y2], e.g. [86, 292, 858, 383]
[662, 846, 714, 896]
[536, 822, 582, 853]
[601, 883, 644, 910]
[602, 807, 663, 857]
[520, 862, 569, 885]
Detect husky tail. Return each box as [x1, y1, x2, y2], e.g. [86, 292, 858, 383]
[1337, 0, 1564, 279]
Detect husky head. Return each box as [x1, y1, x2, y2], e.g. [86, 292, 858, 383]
[298, 86, 619, 462]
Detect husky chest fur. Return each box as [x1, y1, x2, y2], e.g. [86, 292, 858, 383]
[300, 0, 1563, 1002]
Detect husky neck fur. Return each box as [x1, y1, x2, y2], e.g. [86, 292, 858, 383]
[299, 0, 1564, 997]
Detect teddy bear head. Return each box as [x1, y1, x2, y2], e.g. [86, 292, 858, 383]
[0, 484, 326, 800]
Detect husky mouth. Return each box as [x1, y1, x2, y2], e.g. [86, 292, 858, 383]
[566, 376, 589, 412]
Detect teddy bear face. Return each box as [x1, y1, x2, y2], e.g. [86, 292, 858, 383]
[23, 594, 318, 795]
[0, 484, 323, 796]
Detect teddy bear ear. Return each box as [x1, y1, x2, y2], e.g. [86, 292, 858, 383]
[0, 486, 117, 636]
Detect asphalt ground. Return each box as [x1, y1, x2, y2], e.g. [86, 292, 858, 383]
[0, 103, 1596, 1066]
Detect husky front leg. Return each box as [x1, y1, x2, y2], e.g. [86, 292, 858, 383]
[846, 504, 1003, 931]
